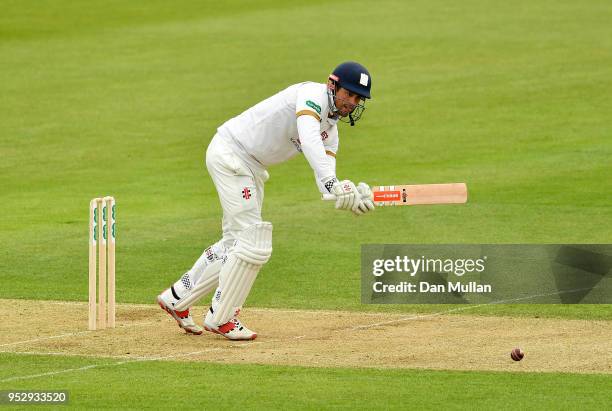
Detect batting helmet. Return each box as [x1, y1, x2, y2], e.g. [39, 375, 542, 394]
[329, 61, 372, 99]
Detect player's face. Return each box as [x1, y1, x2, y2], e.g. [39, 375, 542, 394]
[334, 87, 364, 117]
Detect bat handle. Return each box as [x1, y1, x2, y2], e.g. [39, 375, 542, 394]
[321, 193, 373, 201]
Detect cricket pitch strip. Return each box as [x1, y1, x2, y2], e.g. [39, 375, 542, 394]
[1, 299, 610, 374]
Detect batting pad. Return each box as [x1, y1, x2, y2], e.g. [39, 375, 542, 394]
[211, 222, 273, 325]
[174, 260, 223, 311]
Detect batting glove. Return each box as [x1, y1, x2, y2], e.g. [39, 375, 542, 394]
[331, 180, 361, 214]
[356, 182, 375, 214]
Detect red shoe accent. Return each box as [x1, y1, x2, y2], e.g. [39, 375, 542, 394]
[204, 323, 257, 340]
[174, 309, 189, 319]
[158, 301, 202, 335]
[158, 300, 188, 319]
[217, 321, 236, 334]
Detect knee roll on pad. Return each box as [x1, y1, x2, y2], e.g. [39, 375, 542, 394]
[211, 222, 273, 325]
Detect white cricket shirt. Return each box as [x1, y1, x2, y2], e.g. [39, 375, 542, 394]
[217, 82, 339, 183]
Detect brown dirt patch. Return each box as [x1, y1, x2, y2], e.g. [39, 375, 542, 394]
[1, 299, 610, 373]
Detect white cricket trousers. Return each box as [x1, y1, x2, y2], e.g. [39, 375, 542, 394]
[205, 133, 268, 251]
[165, 133, 268, 311]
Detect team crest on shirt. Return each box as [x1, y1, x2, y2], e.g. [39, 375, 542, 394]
[242, 187, 251, 199]
[204, 246, 215, 262]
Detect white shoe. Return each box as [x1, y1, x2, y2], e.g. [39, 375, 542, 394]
[204, 308, 257, 340]
[157, 292, 203, 335]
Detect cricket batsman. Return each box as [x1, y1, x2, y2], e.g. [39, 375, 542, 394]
[158, 62, 375, 340]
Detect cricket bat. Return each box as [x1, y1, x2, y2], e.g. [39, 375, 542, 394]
[322, 183, 468, 206]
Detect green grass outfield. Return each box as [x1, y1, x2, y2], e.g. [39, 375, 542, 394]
[1, 0, 610, 409]
[1, 353, 611, 410]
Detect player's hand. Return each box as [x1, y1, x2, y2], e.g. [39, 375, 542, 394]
[356, 182, 375, 214]
[331, 180, 360, 214]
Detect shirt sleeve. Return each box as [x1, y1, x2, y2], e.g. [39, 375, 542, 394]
[313, 125, 339, 193]
[313, 154, 337, 194]
[322, 124, 339, 156]
[296, 115, 336, 185]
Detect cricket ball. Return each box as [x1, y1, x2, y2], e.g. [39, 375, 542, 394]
[510, 347, 524, 361]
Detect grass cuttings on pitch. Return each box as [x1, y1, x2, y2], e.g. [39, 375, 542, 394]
[1, 0, 611, 321]
[1, 354, 610, 410]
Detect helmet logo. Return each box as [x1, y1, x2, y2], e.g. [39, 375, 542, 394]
[359, 73, 369, 86]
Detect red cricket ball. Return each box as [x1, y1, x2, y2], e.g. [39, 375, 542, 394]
[510, 347, 525, 361]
